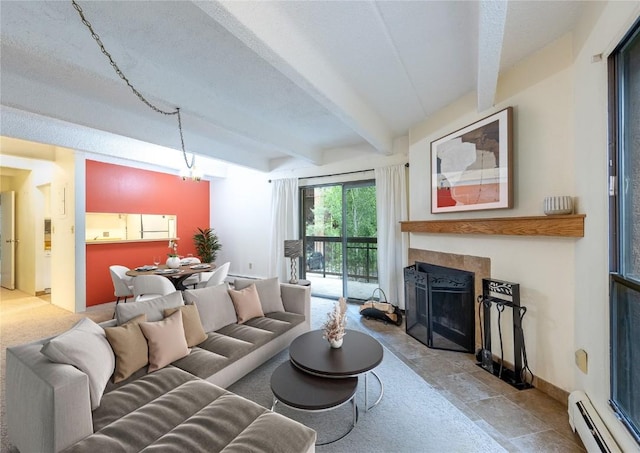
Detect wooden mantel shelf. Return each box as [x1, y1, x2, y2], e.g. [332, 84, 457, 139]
[400, 214, 585, 237]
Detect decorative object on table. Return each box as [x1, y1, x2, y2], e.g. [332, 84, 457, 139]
[284, 239, 303, 284]
[431, 107, 513, 213]
[359, 288, 403, 326]
[193, 227, 222, 263]
[166, 239, 181, 269]
[322, 297, 347, 348]
[543, 196, 574, 215]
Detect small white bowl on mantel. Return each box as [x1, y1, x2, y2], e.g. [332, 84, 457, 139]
[543, 196, 574, 215]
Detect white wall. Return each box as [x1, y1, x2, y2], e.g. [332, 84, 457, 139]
[210, 165, 273, 278]
[408, 2, 640, 449]
[572, 2, 640, 451]
[51, 147, 81, 312]
[409, 34, 577, 392]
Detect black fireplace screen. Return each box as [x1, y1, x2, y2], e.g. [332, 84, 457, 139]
[404, 263, 475, 353]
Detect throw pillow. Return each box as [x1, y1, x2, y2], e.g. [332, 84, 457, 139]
[233, 277, 285, 313]
[41, 318, 115, 410]
[139, 310, 190, 372]
[228, 283, 264, 324]
[116, 291, 183, 325]
[163, 305, 207, 347]
[104, 314, 149, 383]
[183, 283, 237, 331]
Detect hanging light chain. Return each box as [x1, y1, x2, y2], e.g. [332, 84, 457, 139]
[176, 108, 194, 169]
[72, 0, 195, 170]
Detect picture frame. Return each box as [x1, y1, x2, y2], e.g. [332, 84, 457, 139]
[431, 107, 513, 213]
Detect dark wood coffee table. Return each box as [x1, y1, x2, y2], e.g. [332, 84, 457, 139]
[289, 329, 384, 411]
[270, 361, 358, 445]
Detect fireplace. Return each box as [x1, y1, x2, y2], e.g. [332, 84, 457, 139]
[404, 262, 475, 353]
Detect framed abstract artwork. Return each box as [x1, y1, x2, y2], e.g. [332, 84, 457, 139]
[431, 107, 513, 213]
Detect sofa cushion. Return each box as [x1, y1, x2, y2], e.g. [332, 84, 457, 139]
[94, 367, 198, 431]
[234, 277, 285, 314]
[40, 317, 114, 410]
[164, 305, 208, 347]
[104, 314, 149, 383]
[228, 284, 264, 324]
[183, 283, 237, 331]
[139, 311, 190, 372]
[170, 347, 230, 379]
[66, 368, 316, 453]
[116, 291, 183, 325]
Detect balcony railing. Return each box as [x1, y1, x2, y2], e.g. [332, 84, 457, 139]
[304, 236, 378, 283]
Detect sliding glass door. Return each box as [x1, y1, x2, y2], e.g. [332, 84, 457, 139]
[301, 181, 378, 301]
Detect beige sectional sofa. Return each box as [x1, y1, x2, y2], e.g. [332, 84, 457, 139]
[6, 279, 315, 453]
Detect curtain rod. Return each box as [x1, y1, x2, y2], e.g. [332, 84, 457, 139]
[269, 162, 409, 183]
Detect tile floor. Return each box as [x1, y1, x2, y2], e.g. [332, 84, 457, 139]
[333, 298, 586, 452]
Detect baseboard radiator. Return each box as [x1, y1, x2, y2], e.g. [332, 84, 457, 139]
[569, 391, 621, 453]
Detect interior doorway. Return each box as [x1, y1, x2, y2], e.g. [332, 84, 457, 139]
[0, 191, 16, 290]
[301, 181, 378, 301]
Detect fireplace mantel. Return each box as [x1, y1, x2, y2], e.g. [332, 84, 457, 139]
[400, 214, 585, 238]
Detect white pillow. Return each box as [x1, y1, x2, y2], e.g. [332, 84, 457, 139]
[183, 283, 237, 332]
[116, 291, 184, 325]
[41, 318, 115, 410]
[233, 277, 285, 313]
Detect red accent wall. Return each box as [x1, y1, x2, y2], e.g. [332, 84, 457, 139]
[85, 160, 210, 306]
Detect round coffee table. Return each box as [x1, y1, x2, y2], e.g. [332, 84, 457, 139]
[289, 329, 384, 411]
[270, 361, 358, 445]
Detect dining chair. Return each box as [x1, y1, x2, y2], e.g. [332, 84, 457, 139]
[196, 262, 230, 289]
[109, 265, 134, 306]
[181, 257, 202, 288]
[133, 275, 177, 302]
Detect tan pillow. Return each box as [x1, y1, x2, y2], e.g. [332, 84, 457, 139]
[104, 314, 149, 383]
[228, 283, 264, 324]
[139, 311, 190, 372]
[163, 305, 207, 347]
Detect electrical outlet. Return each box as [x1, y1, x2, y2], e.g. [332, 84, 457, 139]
[249, 262, 253, 270]
[103, 231, 109, 237]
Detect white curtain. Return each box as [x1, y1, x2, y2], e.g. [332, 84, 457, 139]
[268, 178, 299, 282]
[375, 164, 408, 309]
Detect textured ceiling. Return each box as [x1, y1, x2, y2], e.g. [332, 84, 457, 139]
[0, 1, 588, 173]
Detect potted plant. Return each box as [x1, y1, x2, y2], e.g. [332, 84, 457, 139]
[193, 227, 222, 263]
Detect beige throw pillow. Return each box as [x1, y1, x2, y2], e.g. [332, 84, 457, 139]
[104, 314, 149, 383]
[228, 283, 264, 324]
[139, 310, 190, 372]
[163, 305, 207, 347]
[233, 277, 285, 314]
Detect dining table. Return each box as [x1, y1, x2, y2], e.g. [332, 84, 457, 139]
[126, 262, 216, 291]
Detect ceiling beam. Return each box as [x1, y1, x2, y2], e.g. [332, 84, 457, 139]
[476, 0, 507, 112]
[195, 0, 394, 155]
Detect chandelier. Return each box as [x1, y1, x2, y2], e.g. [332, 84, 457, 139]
[72, 0, 201, 181]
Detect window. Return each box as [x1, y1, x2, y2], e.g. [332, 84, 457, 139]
[610, 19, 640, 444]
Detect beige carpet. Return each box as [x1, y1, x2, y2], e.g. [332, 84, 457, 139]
[0, 288, 114, 452]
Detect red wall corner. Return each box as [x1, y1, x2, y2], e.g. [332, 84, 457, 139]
[85, 160, 210, 306]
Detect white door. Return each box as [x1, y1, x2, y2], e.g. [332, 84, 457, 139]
[1, 191, 16, 290]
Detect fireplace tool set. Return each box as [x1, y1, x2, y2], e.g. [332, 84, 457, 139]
[477, 278, 534, 390]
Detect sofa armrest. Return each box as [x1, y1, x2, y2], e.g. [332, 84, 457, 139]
[280, 283, 311, 321]
[7, 342, 94, 453]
